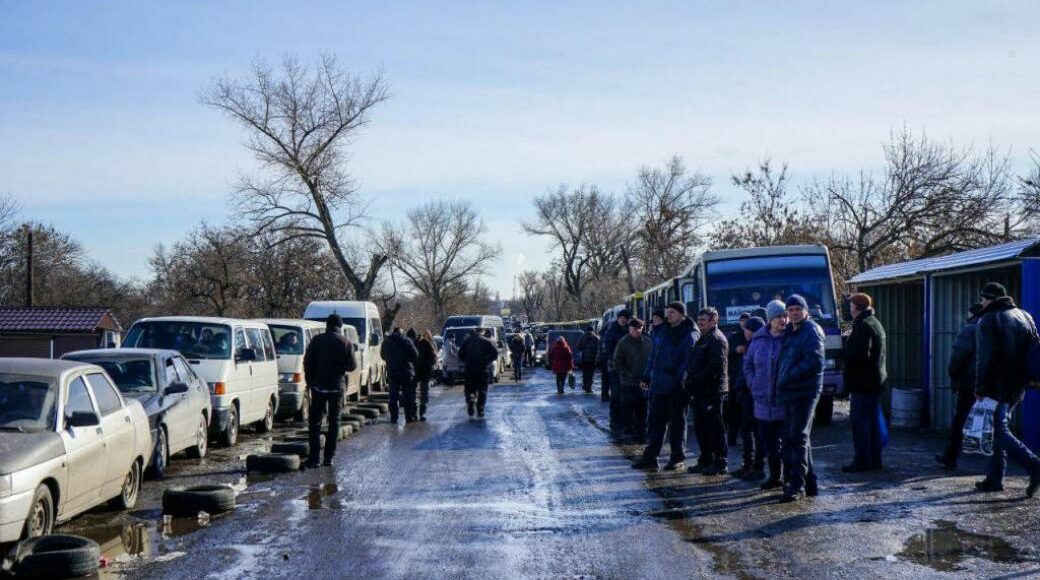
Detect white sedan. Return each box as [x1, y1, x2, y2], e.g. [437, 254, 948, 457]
[0, 358, 152, 543]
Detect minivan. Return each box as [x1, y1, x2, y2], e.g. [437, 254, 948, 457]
[122, 316, 280, 447]
[256, 319, 364, 421]
[303, 301, 385, 396]
[439, 325, 508, 384]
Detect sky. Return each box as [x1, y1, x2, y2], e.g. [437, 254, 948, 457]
[2, 1, 1039, 298]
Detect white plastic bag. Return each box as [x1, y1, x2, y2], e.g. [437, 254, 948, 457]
[961, 397, 998, 456]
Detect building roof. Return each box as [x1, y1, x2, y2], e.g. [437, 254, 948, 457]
[849, 238, 1040, 285]
[0, 357, 101, 378]
[0, 307, 122, 333]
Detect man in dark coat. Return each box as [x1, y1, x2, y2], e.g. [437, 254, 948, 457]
[972, 282, 1040, 495]
[613, 318, 652, 441]
[842, 293, 888, 473]
[415, 331, 438, 421]
[459, 328, 499, 418]
[725, 312, 750, 448]
[508, 333, 527, 381]
[381, 327, 419, 423]
[686, 307, 730, 475]
[575, 327, 600, 393]
[936, 303, 984, 469]
[303, 314, 358, 468]
[600, 309, 631, 429]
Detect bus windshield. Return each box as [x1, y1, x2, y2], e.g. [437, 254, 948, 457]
[704, 254, 837, 324]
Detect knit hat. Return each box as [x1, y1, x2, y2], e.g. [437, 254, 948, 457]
[326, 313, 343, 329]
[666, 301, 686, 315]
[765, 300, 786, 321]
[980, 282, 1008, 300]
[628, 318, 645, 329]
[785, 294, 809, 310]
[652, 308, 665, 320]
[406, 328, 417, 340]
[739, 312, 751, 321]
[618, 309, 632, 319]
[744, 316, 766, 333]
[750, 307, 768, 320]
[849, 293, 872, 310]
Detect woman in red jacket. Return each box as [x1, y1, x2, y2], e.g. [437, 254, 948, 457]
[548, 337, 575, 395]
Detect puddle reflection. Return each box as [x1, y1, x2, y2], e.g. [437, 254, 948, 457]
[898, 520, 1030, 572]
[306, 483, 340, 510]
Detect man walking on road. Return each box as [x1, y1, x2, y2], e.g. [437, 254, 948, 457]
[776, 294, 825, 503]
[935, 303, 984, 470]
[600, 309, 631, 431]
[524, 330, 535, 367]
[576, 326, 600, 393]
[459, 327, 499, 418]
[302, 314, 358, 468]
[381, 327, 419, 423]
[843, 293, 888, 472]
[415, 330, 438, 421]
[633, 302, 699, 471]
[972, 282, 1040, 496]
[613, 318, 652, 442]
[508, 332, 527, 381]
[686, 307, 730, 476]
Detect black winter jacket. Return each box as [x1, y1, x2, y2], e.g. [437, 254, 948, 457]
[727, 329, 748, 393]
[303, 330, 358, 392]
[599, 322, 627, 369]
[459, 334, 499, 377]
[415, 337, 437, 382]
[381, 331, 418, 382]
[948, 316, 980, 395]
[685, 327, 729, 398]
[576, 332, 600, 366]
[508, 335, 527, 357]
[843, 308, 888, 397]
[975, 297, 1040, 404]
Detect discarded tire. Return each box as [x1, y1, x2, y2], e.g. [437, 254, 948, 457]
[357, 402, 390, 414]
[285, 434, 324, 445]
[368, 392, 390, 402]
[246, 453, 301, 473]
[162, 485, 236, 516]
[271, 442, 310, 459]
[342, 412, 368, 423]
[338, 425, 353, 440]
[8, 534, 101, 579]
[351, 407, 380, 419]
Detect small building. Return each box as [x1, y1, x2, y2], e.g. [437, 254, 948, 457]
[0, 307, 123, 358]
[849, 238, 1040, 448]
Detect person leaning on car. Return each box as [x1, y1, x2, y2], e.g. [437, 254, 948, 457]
[303, 313, 358, 468]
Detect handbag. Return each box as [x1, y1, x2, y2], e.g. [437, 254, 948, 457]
[961, 397, 998, 456]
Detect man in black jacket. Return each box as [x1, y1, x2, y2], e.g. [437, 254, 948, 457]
[686, 307, 730, 476]
[381, 327, 419, 424]
[842, 293, 888, 472]
[600, 310, 631, 429]
[973, 282, 1040, 495]
[303, 314, 358, 468]
[575, 327, 600, 394]
[459, 328, 499, 418]
[936, 303, 983, 469]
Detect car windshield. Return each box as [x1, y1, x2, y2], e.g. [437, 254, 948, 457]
[443, 317, 483, 332]
[124, 321, 233, 359]
[91, 359, 157, 394]
[0, 374, 58, 431]
[270, 325, 304, 355]
[705, 254, 837, 324]
[443, 328, 476, 346]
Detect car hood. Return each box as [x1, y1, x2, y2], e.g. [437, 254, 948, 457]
[0, 431, 65, 475]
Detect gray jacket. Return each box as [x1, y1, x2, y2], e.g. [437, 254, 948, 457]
[613, 334, 652, 387]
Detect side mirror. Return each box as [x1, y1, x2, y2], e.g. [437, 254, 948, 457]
[164, 382, 189, 396]
[66, 411, 100, 428]
[369, 332, 381, 346]
[236, 348, 258, 362]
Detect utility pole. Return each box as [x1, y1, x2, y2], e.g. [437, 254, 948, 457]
[23, 224, 33, 307]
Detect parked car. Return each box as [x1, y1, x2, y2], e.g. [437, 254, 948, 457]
[256, 319, 363, 421]
[0, 358, 151, 543]
[303, 301, 385, 396]
[441, 314, 509, 377]
[122, 316, 280, 447]
[62, 348, 212, 478]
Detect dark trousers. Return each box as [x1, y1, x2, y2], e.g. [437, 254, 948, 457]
[388, 376, 417, 422]
[600, 364, 611, 402]
[758, 419, 785, 482]
[512, 355, 523, 380]
[464, 372, 489, 411]
[850, 393, 883, 468]
[621, 382, 647, 440]
[942, 389, 976, 462]
[692, 393, 729, 467]
[580, 362, 596, 392]
[783, 395, 819, 495]
[308, 389, 342, 463]
[418, 378, 431, 418]
[739, 393, 764, 468]
[986, 402, 1040, 485]
[609, 371, 625, 432]
[641, 391, 687, 464]
[725, 395, 742, 446]
[555, 373, 567, 393]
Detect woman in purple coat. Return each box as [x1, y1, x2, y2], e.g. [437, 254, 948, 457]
[743, 300, 789, 490]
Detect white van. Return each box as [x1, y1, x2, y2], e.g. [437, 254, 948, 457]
[256, 319, 363, 421]
[303, 301, 385, 396]
[122, 316, 280, 447]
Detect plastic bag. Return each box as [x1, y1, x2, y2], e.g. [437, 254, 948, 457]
[961, 398, 998, 456]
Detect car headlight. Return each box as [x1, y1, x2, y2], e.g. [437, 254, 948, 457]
[0, 474, 12, 499]
[279, 373, 295, 383]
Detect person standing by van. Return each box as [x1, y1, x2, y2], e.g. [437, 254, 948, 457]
[381, 327, 419, 423]
[303, 314, 358, 468]
[416, 330, 438, 422]
[459, 328, 499, 418]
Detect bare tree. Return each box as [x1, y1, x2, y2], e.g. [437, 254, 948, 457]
[149, 225, 251, 317]
[711, 159, 817, 249]
[1019, 150, 1040, 233]
[384, 200, 501, 325]
[541, 269, 572, 322]
[202, 54, 390, 301]
[516, 270, 546, 322]
[0, 195, 17, 230]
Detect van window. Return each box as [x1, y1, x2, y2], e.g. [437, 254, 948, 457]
[235, 328, 248, 358]
[260, 329, 276, 360]
[369, 318, 382, 344]
[124, 321, 232, 360]
[270, 325, 304, 355]
[245, 328, 268, 361]
[86, 373, 123, 416]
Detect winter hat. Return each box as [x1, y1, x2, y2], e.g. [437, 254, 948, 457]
[628, 318, 645, 329]
[739, 312, 751, 321]
[750, 307, 768, 320]
[744, 316, 766, 333]
[406, 328, 417, 340]
[849, 293, 872, 310]
[666, 301, 686, 315]
[785, 294, 809, 310]
[618, 309, 632, 319]
[326, 313, 343, 329]
[765, 300, 787, 321]
[652, 308, 665, 320]
[980, 282, 1008, 300]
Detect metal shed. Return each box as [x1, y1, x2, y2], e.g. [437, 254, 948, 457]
[849, 238, 1040, 448]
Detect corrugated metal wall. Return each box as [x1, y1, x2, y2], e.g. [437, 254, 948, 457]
[930, 267, 1021, 429]
[859, 282, 925, 415]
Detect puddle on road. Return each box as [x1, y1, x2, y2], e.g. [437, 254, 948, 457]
[647, 496, 757, 580]
[897, 520, 1033, 572]
[306, 483, 340, 510]
[76, 512, 223, 576]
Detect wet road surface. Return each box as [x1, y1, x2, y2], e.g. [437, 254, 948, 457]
[57, 369, 1040, 579]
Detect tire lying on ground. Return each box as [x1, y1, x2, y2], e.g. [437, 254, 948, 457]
[338, 425, 353, 440]
[350, 407, 380, 420]
[7, 534, 101, 579]
[284, 434, 325, 445]
[341, 413, 368, 424]
[368, 392, 390, 402]
[356, 402, 390, 414]
[341, 419, 363, 432]
[162, 485, 236, 517]
[246, 453, 301, 473]
[270, 442, 310, 459]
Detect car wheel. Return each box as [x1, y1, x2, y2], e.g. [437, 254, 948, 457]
[186, 415, 208, 459]
[162, 485, 236, 516]
[219, 406, 239, 447]
[113, 460, 141, 509]
[294, 391, 310, 424]
[256, 398, 275, 433]
[10, 534, 100, 579]
[149, 427, 169, 479]
[22, 485, 53, 540]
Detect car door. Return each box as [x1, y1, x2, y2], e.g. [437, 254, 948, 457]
[86, 372, 135, 499]
[160, 355, 192, 453]
[59, 375, 108, 515]
[244, 327, 270, 422]
[173, 355, 209, 438]
[231, 326, 256, 422]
